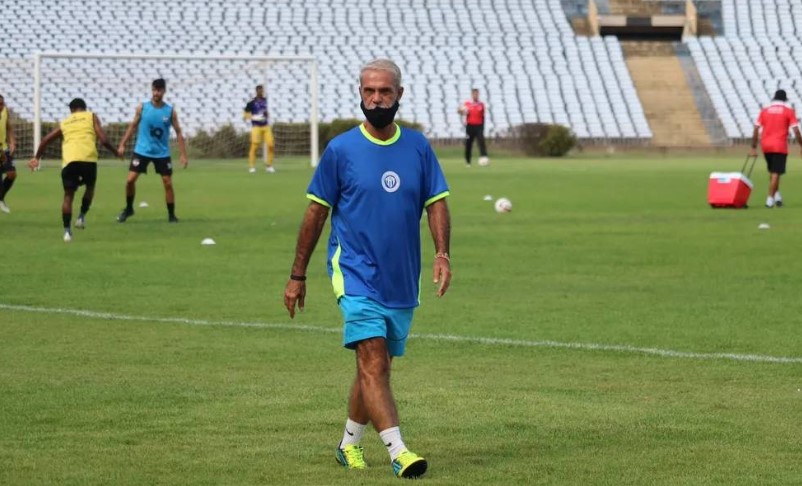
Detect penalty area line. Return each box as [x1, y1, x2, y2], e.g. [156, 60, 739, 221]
[2, 303, 801, 365]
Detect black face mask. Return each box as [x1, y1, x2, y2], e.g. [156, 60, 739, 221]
[361, 101, 399, 129]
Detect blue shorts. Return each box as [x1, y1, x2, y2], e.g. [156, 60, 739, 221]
[338, 295, 415, 357]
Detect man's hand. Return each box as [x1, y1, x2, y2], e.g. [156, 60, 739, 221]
[284, 279, 306, 318]
[433, 256, 451, 297]
[8, 142, 15, 156]
[180, 154, 189, 169]
[27, 158, 40, 172]
[749, 147, 757, 157]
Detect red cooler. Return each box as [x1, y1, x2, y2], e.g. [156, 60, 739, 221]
[708, 156, 756, 209]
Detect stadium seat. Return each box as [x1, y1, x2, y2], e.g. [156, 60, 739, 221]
[0, 0, 651, 141]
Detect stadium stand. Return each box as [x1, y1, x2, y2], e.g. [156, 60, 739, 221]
[686, 0, 802, 140]
[0, 0, 652, 142]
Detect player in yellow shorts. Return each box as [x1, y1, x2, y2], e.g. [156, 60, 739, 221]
[243, 85, 275, 173]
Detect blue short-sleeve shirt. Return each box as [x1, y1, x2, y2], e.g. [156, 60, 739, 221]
[307, 124, 450, 308]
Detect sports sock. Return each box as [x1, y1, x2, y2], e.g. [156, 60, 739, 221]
[125, 195, 134, 211]
[379, 426, 407, 460]
[766, 196, 775, 207]
[340, 418, 367, 448]
[1, 176, 15, 199]
[80, 197, 91, 215]
[62, 212, 71, 229]
[774, 190, 782, 202]
[249, 143, 259, 167]
[167, 203, 175, 217]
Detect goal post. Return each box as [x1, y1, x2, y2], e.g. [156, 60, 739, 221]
[32, 52, 319, 167]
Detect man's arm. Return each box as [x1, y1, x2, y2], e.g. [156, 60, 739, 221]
[243, 100, 253, 121]
[93, 114, 118, 156]
[27, 126, 62, 170]
[750, 126, 760, 157]
[171, 108, 188, 168]
[284, 201, 330, 318]
[794, 126, 802, 156]
[117, 104, 142, 156]
[426, 198, 452, 297]
[6, 112, 16, 155]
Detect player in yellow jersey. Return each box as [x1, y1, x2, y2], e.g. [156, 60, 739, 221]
[0, 94, 18, 213]
[243, 85, 276, 173]
[28, 99, 118, 242]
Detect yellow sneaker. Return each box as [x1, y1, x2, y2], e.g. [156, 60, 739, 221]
[335, 443, 367, 470]
[391, 449, 427, 479]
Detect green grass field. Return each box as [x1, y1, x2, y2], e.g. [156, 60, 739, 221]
[1, 153, 801, 485]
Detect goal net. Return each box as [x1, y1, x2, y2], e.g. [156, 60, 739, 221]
[20, 52, 318, 167]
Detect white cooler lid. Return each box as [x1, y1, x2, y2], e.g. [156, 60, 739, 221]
[709, 172, 753, 189]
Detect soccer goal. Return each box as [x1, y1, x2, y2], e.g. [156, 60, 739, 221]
[31, 52, 319, 167]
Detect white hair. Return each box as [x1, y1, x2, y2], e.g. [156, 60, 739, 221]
[359, 59, 402, 89]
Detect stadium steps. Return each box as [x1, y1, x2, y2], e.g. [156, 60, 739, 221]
[675, 43, 730, 146]
[607, 0, 662, 15]
[570, 17, 592, 36]
[622, 41, 712, 147]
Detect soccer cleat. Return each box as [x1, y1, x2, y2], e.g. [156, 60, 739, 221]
[775, 199, 783, 207]
[0, 201, 10, 213]
[63, 229, 72, 243]
[75, 215, 86, 229]
[168, 215, 179, 223]
[266, 166, 276, 173]
[248, 167, 256, 173]
[335, 443, 367, 470]
[117, 208, 134, 222]
[391, 450, 427, 479]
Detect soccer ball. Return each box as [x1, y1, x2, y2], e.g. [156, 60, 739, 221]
[494, 197, 512, 213]
[478, 156, 490, 166]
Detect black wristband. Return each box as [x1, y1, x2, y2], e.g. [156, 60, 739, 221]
[290, 274, 307, 281]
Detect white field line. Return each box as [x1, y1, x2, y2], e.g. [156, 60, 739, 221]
[2, 303, 802, 365]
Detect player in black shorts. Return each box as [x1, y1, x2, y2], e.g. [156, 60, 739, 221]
[0, 94, 17, 214]
[28, 98, 118, 242]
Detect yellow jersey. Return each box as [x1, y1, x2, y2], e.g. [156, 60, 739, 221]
[0, 107, 8, 150]
[60, 111, 98, 167]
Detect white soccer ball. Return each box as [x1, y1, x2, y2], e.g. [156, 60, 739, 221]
[478, 156, 490, 166]
[494, 197, 512, 213]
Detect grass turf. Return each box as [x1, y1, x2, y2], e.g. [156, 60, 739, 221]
[1, 153, 800, 484]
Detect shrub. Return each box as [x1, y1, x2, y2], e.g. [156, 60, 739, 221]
[10, 117, 427, 160]
[513, 123, 576, 157]
[539, 124, 576, 157]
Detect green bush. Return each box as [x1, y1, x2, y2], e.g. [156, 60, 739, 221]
[10, 117, 427, 160]
[512, 123, 576, 157]
[539, 124, 576, 157]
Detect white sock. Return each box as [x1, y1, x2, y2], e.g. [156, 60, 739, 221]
[379, 426, 407, 460]
[766, 196, 774, 206]
[340, 418, 367, 448]
[774, 191, 782, 202]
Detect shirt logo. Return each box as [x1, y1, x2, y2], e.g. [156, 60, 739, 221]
[381, 171, 400, 193]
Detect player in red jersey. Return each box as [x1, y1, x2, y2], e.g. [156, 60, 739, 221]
[458, 88, 489, 167]
[751, 90, 802, 207]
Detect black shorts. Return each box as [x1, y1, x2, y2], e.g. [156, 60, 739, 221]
[765, 153, 787, 175]
[0, 150, 15, 173]
[129, 152, 173, 176]
[61, 162, 97, 190]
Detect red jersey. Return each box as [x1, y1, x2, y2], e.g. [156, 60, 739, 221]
[463, 100, 485, 126]
[756, 102, 799, 154]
